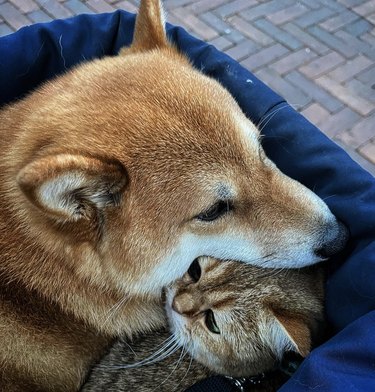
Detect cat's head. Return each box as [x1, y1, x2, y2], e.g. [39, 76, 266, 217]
[165, 257, 324, 377]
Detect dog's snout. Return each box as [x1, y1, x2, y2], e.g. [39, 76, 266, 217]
[314, 220, 349, 259]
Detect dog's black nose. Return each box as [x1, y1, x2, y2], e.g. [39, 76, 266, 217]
[315, 220, 349, 259]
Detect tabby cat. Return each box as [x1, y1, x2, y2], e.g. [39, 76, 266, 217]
[82, 257, 324, 391]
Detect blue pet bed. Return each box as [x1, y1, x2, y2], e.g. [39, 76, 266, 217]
[1, 11, 374, 391]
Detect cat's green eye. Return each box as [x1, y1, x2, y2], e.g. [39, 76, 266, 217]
[187, 258, 201, 282]
[205, 309, 220, 334]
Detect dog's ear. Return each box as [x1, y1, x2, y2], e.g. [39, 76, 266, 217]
[123, 0, 168, 54]
[17, 154, 127, 221]
[262, 311, 311, 358]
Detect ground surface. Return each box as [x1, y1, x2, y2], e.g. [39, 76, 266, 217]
[1, 0, 374, 175]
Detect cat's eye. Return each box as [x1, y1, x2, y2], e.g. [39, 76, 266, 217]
[204, 310, 220, 334]
[196, 200, 232, 222]
[187, 258, 201, 282]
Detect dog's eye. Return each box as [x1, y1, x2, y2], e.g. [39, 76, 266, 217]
[205, 310, 220, 334]
[196, 200, 231, 222]
[187, 258, 201, 282]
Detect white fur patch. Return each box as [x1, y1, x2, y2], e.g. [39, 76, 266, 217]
[38, 172, 85, 215]
[259, 318, 297, 359]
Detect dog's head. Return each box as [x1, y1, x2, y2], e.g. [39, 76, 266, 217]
[11, 0, 347, 296]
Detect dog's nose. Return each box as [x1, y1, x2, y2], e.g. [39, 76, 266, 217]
[314, 220, 349, 259]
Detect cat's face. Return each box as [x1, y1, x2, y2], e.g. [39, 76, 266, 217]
[165, 257, 324, 377]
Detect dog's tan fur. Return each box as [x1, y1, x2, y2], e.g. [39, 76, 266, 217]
[0, 1, 345, 390]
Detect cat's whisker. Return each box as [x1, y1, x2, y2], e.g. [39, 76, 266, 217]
[97, 335, 179, 370]
[118, 339, 181, 369]
[102, 295, 129, 326]
[154, 345, 188, 392]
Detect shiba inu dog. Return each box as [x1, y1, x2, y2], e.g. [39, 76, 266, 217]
[0, 0, 347, 390]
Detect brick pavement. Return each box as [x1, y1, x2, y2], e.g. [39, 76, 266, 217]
[1, 0, 374, 175]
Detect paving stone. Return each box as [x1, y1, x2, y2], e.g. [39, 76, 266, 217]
[242, 0, 294, 22]
[352, 0, 375, 17]
[318, 107, 361, 138]
[254, 18, 303, 50]
[86, 0, 115, 12]
[0, 2, 30, 29]
[114, 1, 138, 13]
[240, 43, 289, 71]
[34, 0, 73, 18]
[316, 75, 374, 115]
[319, 10, 359, 32]
[301, 102, 330, 126]
[269, 48, 317, 75]
[294, 7, 335, 28]
[228, 15, 274, 45]
[328, 55, 373, 82]
[27, 9, 52, 22]
[285, 70, 344, 112]
[335, 29, 375, 60]
[344, 18, 371, 36]
[224, 39, 259, 61]
[9, 0, 38, 13]
[359, 140, 375, 164]
[214, 0, 256, 18]
[65, 0, 94, 14]
[266, 3, 308, 25]
[308, 25, 358, 58]
[300, 51, 345, 78]
[283, 23, 330, 55]
[0, 21, 13, 35]
[171, 8, 218, 40]
[208, 35, 234, 51]
[336, 113, 375, 148]
[255, 67, 311, 108]
[346, 79, 375, 104]
[187, 0, 228, 14]
[357, 65, 375, 84]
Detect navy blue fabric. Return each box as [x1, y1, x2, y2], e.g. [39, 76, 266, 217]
[1, 11, 374, 391]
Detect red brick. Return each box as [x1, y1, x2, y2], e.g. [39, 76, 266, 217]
[359, 140, 375, 164]
[270, 48, 317, 75]
[316, 75, 374, 116]
[266, 3, 308, 25]
[9, 0, 38, 13]
[328, 55, 373, 83]
[228, 15, 273, 45]
[299, 51, 345, 78]
[301, 102, 330, 126]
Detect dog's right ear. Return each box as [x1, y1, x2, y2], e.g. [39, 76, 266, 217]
[17, 154, 127, 222]
[121, 0, 168, 54]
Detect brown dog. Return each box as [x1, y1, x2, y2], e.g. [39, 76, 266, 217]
[0, 0, 346, 390]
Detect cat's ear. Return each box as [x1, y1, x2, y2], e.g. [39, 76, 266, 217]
[17, 154, 127, 221]
[261, 313, 311, 358]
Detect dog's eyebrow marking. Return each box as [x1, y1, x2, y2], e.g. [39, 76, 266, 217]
[217, 184, 233, 199]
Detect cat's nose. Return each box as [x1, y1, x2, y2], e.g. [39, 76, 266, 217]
[171, 292, 200, 317]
